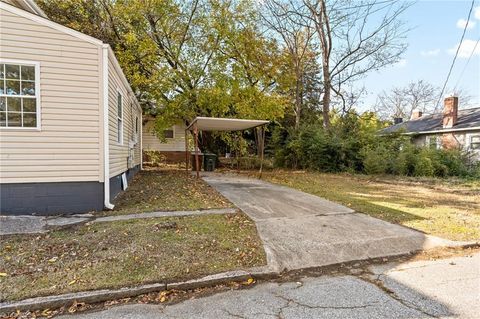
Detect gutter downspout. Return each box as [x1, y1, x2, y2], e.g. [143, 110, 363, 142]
[103, 44, 114, 210]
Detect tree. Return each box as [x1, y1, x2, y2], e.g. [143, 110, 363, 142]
[37, 0, 287, 134]
[261, 0, 317, 130]
[375, 81, 476, 120]
[299, 0, 410, 128]
[374, 80, 439, 120]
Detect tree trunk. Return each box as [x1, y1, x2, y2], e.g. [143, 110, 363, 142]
[322, 68, 331, 129]
[294, 75, 302, 130]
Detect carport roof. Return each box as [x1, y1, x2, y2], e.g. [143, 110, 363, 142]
[186, 117, 269, 132]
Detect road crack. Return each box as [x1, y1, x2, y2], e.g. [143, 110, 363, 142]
[359, 274, 440, 318]
[274, 293, 377, 312]
[222, 308, 248, 319]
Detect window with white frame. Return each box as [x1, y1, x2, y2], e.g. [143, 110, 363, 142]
[426, 135, 441, 149]
[134, 115, 139, 143]
[470, 135, 480, 150]
[117, 91, 123, 144]
[0, 62, 39, 128]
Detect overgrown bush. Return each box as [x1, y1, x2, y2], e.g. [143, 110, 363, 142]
[363, 147, 391, 174]
[143, 150, 166, 167]
[413, 149, 435, 177]
[269, 112, 478, 178]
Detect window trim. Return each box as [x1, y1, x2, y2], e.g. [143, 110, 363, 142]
[163, 128, 175, 139]
[0, 59, 41, 130]
[466, 133, 480, 151]
[117, 89, 123, 145]
[425, 135, 441, 149]
[134, 114, 139, 143]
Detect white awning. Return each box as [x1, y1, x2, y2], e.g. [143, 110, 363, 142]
[186, 117, 269, 131]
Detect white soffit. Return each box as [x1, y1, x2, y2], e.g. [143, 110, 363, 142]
[188, 117, 269, 131]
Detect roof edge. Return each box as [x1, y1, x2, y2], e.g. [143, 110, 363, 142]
[380, 126, 480, 136]
[105, 45, 141, 111]
[20, 0, 48, 18]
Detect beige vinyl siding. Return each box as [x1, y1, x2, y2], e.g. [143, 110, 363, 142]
[0, 7, 103, 183]
[142, 122, 187, 152]
[107, 54, 141, 178]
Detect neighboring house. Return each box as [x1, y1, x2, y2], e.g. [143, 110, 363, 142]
[380, 95, 480, 161]
[142, 119, 189, 163]
[0, 0, 142, 215]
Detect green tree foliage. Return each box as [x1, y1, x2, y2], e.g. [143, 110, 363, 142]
[37, 0, 287, 132]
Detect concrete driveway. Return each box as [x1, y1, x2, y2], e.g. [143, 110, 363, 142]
[202, 173, 456, 271]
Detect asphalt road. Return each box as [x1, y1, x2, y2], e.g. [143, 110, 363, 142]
[61, 252, 480, 319]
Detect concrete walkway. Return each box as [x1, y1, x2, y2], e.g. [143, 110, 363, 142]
[0, 208, 237, 235]
[202, 173, 459, 272]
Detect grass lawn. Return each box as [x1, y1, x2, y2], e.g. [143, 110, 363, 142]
[106, 168, 233, 216]
[257, 170, 480, 241]
[0, 213, 266, 302]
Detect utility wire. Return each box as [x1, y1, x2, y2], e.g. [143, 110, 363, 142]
[453, 37, 480, 91]
[435, 0, 475, 109]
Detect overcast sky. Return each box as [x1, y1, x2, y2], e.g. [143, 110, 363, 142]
[358, 0, 480, 112]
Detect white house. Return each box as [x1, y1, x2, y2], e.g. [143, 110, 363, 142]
[142, 119, 189, 163]
[380, 95, 480, 161]
[0, 0, 142, 215]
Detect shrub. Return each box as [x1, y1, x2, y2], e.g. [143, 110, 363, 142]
[143, 150, 166, 167]
[362, 147, 388, 175]
[269, 113, 476, 179]
[413, 149, 435, 177]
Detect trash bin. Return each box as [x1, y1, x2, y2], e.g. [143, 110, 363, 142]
[190, 153, 203, 171]
[203, 153, 217, 172]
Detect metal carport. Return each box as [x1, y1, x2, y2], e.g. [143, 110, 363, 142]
[185, 117, 269, 178]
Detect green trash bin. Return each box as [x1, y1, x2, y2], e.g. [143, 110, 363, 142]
[203, 153, 217, 172]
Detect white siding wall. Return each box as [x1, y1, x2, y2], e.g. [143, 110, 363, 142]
[0, 7, 103, 183]
[107, 53, 141, 177]
[142, 121, 187, 152]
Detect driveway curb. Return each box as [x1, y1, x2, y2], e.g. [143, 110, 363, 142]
[0, 270, 277, 314]
[2, 242, 478, 314]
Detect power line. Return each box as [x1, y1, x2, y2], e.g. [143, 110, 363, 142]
[435, 0, 475, 109]
[453, 37, 480, 91]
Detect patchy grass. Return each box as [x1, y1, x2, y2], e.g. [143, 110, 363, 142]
[0, 213, 266, 302]
[256, 170, 480, 241]
[107, 168, 232, 216]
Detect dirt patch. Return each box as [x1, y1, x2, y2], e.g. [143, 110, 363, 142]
[106, 168, 233, 216]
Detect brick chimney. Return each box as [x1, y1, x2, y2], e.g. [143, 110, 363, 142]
[443, 94, 458, 128]
[411, 109, 422, 120]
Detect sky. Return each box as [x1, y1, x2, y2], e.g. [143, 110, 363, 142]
[358, 0, 480, 112]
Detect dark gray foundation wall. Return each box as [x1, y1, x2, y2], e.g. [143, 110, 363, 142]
[0, 181, 104, 216]
[0, 165, 141, 216]
[109, 165, 141, 200]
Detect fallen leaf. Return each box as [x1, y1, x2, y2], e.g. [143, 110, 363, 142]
[48, 257, 58, 263]
[42, 308, 52, 316]
[246, 278, 255, 285]
[0, 273, 7, 277]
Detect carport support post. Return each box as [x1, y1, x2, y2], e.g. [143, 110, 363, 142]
[259, 125, 265, 177]
[194, 123, 200, 179]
